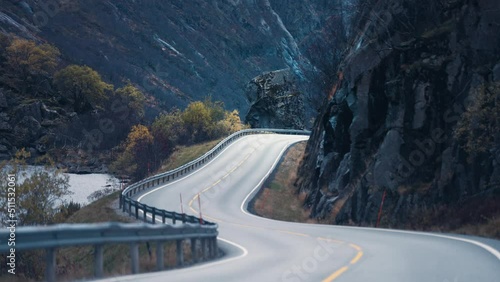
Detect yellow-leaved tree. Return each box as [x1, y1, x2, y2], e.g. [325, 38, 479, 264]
[54, 65, 113, 113]
[3, 38, 60, 95]
[114, 83, 146, 120]
[111, 125, 154, 179]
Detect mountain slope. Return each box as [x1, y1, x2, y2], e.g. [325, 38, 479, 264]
[0, 0, 345, 116]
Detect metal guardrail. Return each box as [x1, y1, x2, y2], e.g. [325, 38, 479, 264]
[120, 128, 311, 205]
[0, 222, 218, 281]
[122, 197, 212, 225]
[0, 129, 309, 282]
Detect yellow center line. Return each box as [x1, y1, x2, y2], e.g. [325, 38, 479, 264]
[318, 242, 363, 281]
[350, 251, 363, 264]
[322, 266, 349, 282]
[187, 151, 255, 218]
[183, 144, 364, 281]
[277, 230, 310, 237]
[349, 243, 362, 252]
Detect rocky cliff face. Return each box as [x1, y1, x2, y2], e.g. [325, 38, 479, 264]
[0, 0, 341, 116]
[297, 0, 500, 228]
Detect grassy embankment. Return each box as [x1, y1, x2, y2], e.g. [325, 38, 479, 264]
[158, 138, 223, 172]
[250, 141, 317, 223]
[251, 142, 500, 239]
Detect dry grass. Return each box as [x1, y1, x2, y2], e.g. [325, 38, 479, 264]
[410, 194, 500, 239]
[159, 138, 223, 172]
[451, 216, 500, 239]
[252, 141, 314, 223]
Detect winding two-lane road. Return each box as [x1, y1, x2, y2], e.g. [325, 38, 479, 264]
[110, 134, 500, 282]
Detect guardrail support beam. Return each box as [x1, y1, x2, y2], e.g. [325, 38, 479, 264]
[211, 237, 218, 258]
[130, 243, 139, 274]
[191, 238, 198, 263]
[176, 239, 184, 266]
[94, 244, 104, 278]
[156, 242, 164, 271]
[202, 238, 209, 260]
[45, 248, 56, 282]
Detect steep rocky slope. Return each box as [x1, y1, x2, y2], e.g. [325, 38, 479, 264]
[0, 0, 344, 117]
[296, 0, 500, 229]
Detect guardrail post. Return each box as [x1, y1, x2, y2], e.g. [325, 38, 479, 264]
[162, 211, 166, 224]
[135, 203, 139, 219]
[191, 238, 198, 263]
[210, 237, 218, 258]
[152, 208, 156, 224]
[94, 244, 104, 278]
[45, 248, 56, 282]
[122, 198, 126, 212]
[130, 243, 139, 274]
[176, 239, 184, 266]
[202, 238, 209, 260]
[156, 242, 164, 271]
[128, 200, 132, 215]
[143, 206, 147, 222]
[208, 237, 214, 258]
[182, 214, 186, 224]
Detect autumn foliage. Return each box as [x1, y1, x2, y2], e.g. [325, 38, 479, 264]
[54, 65, 113, 112]
[112, 99, 245, 179]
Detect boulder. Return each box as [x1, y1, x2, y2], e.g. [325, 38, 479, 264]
[15, 102, 43, 122]
[14, 116, 42, 145]
[245, 69, 305, 129]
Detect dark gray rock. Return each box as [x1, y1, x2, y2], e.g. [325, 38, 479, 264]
[296, 0, 500, 227]
[493, 62, 500, 82]
[245, 69, 305, 129]
[0, 89, 7, 109]
[14, 116, 42, 145]
[15, 102, 43, 122]
[373, 129, 404, 191]
[0, 113, 12, 132]
[412, 82, 430, 129]
[41, 103, 61, 120]
[0, 144, 8, 153]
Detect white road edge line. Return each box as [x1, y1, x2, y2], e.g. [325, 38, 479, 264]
[237, 137, 500, 262]
[100, 237, 248, 282]
[240, 137, 308, 218]
[333, 225, 500, 261]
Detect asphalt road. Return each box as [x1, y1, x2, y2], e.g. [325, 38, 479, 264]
[109, 134, 500, 282]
